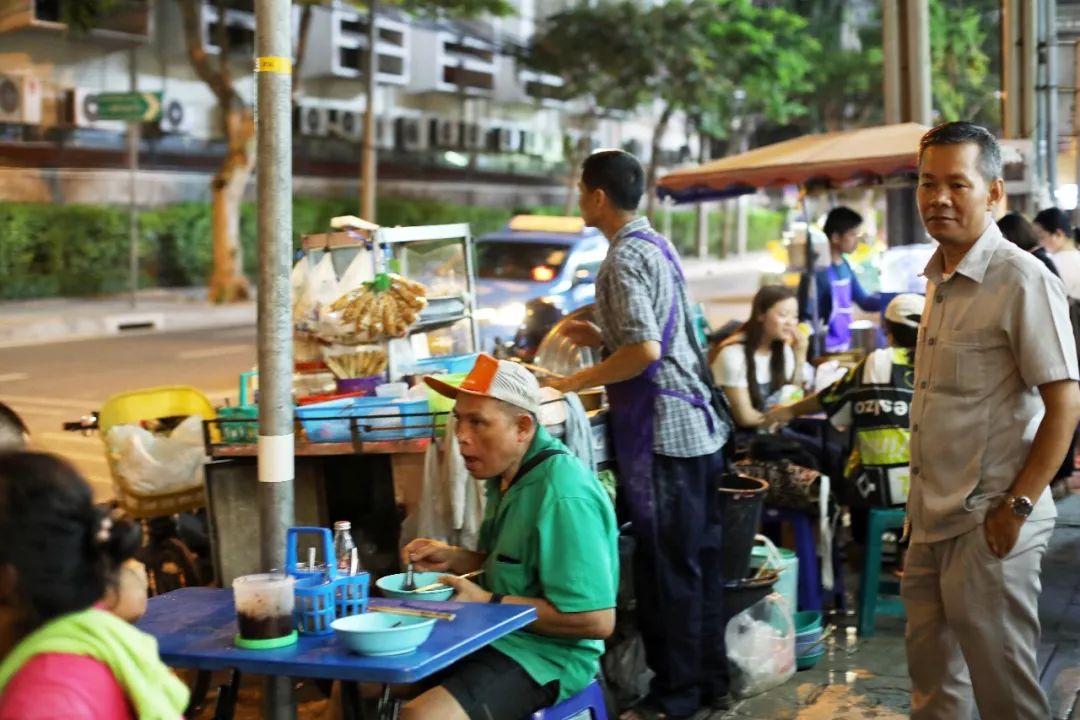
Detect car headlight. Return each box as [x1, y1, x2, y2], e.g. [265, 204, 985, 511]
[477, 302, 528, 328]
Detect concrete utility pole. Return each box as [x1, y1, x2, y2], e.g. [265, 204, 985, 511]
[1043, 0, 1059, 202]
[882, 0, 931, 246]
[127, 49, 140, 308]
[1002, 0, 1042, 213]
[254, 0, 295, 712]
[1075, 39, 1080, 226]
[360, 1, 379, 222]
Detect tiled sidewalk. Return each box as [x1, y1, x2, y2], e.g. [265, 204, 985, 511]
[716, 491, 1080, 720]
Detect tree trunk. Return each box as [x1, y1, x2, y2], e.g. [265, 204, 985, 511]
[209, 107, 255, 303]
[292, 4, 314, 102]
[562, 133, 583, 215]
[695, 128, 710, 259]
[562, 113, 597, 215]
[644, 104, 674, 220]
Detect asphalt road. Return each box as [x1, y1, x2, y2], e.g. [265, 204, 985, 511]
[0, 259, 762, 501]
[0, 325, 257, 499]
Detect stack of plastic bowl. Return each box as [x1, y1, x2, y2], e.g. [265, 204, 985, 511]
[794, 610, 825, 670]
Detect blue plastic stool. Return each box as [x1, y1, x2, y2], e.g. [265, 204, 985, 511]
[531, 679, 608, 720]
[856, 507, 907, 636]
[760, 507, 842, 613]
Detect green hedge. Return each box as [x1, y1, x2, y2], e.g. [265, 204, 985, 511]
[0, 197, 783, 300]
[663, 205, 787, 257]
[0, 197, 569, 300]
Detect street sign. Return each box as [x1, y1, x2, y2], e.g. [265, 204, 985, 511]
[94, 91, 162, 122]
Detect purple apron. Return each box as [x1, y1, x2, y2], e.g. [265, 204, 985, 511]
[606, 230, 715, 540]
[825, 265, 854, 353]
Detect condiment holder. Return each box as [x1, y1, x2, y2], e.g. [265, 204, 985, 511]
[285, 526, 370, 635]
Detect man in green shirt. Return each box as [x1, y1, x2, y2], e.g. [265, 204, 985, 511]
[401, 354, 619, 720]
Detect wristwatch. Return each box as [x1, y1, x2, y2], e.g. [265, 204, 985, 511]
[1007, 495, 1034, 518]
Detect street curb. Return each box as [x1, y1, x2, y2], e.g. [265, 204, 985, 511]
[0, 304, 256, 349]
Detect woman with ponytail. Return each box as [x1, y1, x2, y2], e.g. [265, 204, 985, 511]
[0, 452, 188, 720]
[1033, 207, 1080, 299]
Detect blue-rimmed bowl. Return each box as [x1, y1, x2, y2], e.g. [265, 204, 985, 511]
[331, 612, 436, 656]
[376, 572, 455, 601]
[796, 647, 825, 671]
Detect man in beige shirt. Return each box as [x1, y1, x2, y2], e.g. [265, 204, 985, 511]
[904, 121, 1080, 719]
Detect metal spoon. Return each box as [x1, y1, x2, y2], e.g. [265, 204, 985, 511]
[402, 560, 417, 591]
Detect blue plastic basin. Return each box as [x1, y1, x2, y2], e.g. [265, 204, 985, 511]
[331, 612, 436, 656]
[296, 397, 429, 443]
[376, 572, 455, 601]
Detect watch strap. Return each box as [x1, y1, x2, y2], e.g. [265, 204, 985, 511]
[489, 593, 504, 604]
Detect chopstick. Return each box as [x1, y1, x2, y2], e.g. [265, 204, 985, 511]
[369, 606, 456, 621]
[413, 570, 484, 593]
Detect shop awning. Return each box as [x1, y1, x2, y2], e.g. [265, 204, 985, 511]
[657, 122, 932, 204]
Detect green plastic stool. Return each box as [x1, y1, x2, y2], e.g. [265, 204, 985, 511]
[857, 507, 907, 636]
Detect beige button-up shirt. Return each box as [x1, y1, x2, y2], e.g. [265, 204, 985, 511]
[908, 219, 1079, 543]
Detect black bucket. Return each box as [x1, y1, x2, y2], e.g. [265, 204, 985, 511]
[717, 472, 768, 582]
[722, 569, 779, 624]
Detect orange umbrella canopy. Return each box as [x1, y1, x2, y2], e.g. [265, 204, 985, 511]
[657, 122, 931, 203]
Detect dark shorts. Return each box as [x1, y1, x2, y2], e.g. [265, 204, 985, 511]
[436, 646, 559, 720]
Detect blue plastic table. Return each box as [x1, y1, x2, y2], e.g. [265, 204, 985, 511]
[137, 587, 537, 717]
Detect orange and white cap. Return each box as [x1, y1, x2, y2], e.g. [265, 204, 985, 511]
[424, 354, 541, 417]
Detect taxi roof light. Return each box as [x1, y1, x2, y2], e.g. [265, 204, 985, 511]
[508, 215, 587, 234]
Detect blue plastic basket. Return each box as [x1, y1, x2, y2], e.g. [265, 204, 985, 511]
[295, 397, 430, 443]
[286, 527, 369, 636]
[411, 353, 479, 376]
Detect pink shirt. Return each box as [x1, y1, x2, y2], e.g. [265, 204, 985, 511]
[0, 653, 134, 720]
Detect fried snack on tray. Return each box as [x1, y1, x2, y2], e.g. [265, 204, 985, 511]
[324, 347, 388, 379]
[322, 274, 428, 344]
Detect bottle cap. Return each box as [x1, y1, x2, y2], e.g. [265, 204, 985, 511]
[334, 521, 352, 531]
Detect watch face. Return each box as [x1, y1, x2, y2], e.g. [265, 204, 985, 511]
[1011, 496, 1034, 516]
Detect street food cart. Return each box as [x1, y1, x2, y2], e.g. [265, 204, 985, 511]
[203, 221, 611, 586]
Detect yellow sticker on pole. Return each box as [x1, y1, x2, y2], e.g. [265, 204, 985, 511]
[256, 56, 292, 74]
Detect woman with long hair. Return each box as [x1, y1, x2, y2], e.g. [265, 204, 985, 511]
[0, 452, 188, 719]
[711, 285, 807, 429]
[998, 212, 1059, 278]
[1033, 207, 1080, 298]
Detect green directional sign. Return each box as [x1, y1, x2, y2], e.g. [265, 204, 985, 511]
[94, 91, 162, 122]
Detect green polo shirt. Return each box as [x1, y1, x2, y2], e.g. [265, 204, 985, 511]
[478, 425, 619, 702]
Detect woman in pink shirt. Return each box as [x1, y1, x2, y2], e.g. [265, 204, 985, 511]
[0, 452, 188, 719]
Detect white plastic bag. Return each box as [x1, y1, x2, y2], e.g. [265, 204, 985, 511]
[724, 592, 796, 698]
[337, 249, 374, 295]
[105, 415, 207, 496]
[308, 254, 343, 336]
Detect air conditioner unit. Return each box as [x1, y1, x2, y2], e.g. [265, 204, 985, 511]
[0, 75, 43, 125]
[523, 131, 546, 156]
[158, 98, 191, 134]
[395, 116, 425, 152]
[294, 104, 330, 137]
[461, 122, 484, 151]
[64, 88, 124, 131]
[429, 118, 460, 149]
[332, 109, 363, 142]
[497, 127, 521, 153]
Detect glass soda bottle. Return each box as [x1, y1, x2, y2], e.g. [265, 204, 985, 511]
[333, 520, 358, 574]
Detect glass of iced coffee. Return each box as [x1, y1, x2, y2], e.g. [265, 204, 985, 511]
[232, 573, 298, 649]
